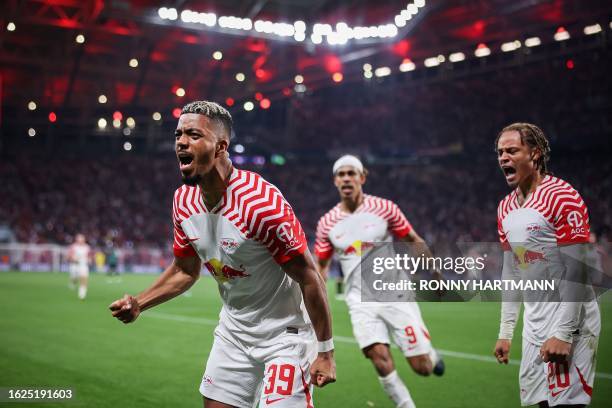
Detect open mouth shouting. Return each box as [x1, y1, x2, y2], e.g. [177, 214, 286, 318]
[501, 164, 517, 183]
[177, 151, 195, 172]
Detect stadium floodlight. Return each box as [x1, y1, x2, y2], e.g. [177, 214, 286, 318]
[407, 4, 418, 15]
[7, 22, 16, 32]
[501, 40, 521, 52]
[313, 23, 332, 35]
[294, 31, 306, 41]
[363, 63, 372, 71]
[97, 118, 107, 129]
[415, 0, 426, 7]
[175, 87, 185, 97]
[129, 58, 139, 68]
[394, 15, 407, 28]
[243, 101, 254, 111]
[75, 34, 85, 44]
[294, 74, 304, 84]
[213, 51, 223, 60]
[294, 20, 306, 32]
[123, 127, 131, 136]
[401, 10, 412, 20]
[165, 8, 178, 21]
[126, 117, 136, 128]
[234, 144, 245, 153]
[524, 37, 541, 47]
[235, 73, 245, 82]
[28, 101, 37, 111]
[554, 27, 570, 41]
[152, 112, 162, 121]
[424, 57, 440, 68]
[113, 119, 121, 129]
[374, 66, 391, 77]
[449, 52, 465, 62]
[399, 58, 416, 72]
[294, 84, 306, 93]
[332, 72, 343, 82]
[123, 142, 132, 151]
[98, 94, 107, 104]
[28, 128, 36, 137]
[583, 24, 602, 35]
[364, 70, 373, 79]
[311, 33, 323, 44]
[474, 43, 491, 57]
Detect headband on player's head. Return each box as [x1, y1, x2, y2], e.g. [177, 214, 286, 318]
[333, 155, 364, 175]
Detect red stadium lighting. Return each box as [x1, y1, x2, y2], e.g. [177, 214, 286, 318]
[225, 97, 235, 107]
[566, 59, 575, 69]
[172, 108, 181, 119]
[255, 92, 263, 101]
[48, 112, 57, 123]
[260, 98, 271, 109]
[255, 69, 266, 79]
[113, 111, 123, 121]
[332, 72, 343, 83]
[282, 87, 291, 97]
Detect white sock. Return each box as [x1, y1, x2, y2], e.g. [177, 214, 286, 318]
[378, 370, 416, 408]
[429, 348, 439, 366]
[78, 285, 87, 299]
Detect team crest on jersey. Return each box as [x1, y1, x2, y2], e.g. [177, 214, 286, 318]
[204, 258, 250, 282]
[219, 238, 239, 254]
[526, 223, 543, 236]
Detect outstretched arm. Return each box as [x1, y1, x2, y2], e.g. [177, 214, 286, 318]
[282, 249, 336, 387]
[109, 255, 201, 323]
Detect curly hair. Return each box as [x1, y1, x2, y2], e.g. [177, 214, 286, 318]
[181, 100, 233, 139]
[495, 122, 551, 175]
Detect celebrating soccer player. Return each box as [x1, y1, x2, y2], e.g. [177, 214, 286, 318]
[314, 155, 444, 408]
[493, 123, 600, 407]
[109, 101, 336, 407]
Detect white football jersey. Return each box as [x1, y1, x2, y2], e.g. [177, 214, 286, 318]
[315, 195, 412, 305]
[497, 175, 600, 345]
[172, 168, 311, 344]
[69, 243, 90, 268]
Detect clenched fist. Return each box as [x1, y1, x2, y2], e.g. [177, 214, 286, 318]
[109, 294, 141, 324]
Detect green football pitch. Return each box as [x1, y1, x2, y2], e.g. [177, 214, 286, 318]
[0, 272, 610, 408]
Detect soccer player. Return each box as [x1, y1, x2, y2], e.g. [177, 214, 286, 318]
[493, 123, 600, 407]
[67, 233, 91, 300]
[314, 155, 443, 408]
[109, 101, 335, 408]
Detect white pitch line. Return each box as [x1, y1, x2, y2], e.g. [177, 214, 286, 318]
[146, 311, 612, 380]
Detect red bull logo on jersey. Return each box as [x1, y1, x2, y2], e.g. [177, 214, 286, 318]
[342, 240, 374, 256]
[513, 246, 546, 270]
[204, 258, 250, 282]
[219, 238, 239, 254]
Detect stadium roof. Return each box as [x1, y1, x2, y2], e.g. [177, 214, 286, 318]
[1, 0, 610, 121]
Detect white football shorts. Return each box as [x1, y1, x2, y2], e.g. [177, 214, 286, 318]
[200, 326, 317, 408]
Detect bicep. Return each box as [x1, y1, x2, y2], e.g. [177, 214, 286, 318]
[173, 255, 201, 279]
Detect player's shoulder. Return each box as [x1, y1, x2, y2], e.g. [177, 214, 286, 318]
[233, 168, 284, 196]
[316, 204, 343, 230]
[533, 175, 585, 208]
[497, 191, 515, 218]
[172, 184, 205, 220]
[362, 194, 399, 210]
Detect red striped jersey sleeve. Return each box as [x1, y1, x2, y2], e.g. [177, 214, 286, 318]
[497, 199, 511, 251]
[172, 186, 198, 258]
[550, 185, 590, 246]
[384, 199, 412, 239]
[244, 178, 307, 264]
[314, 216, 334, 260]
